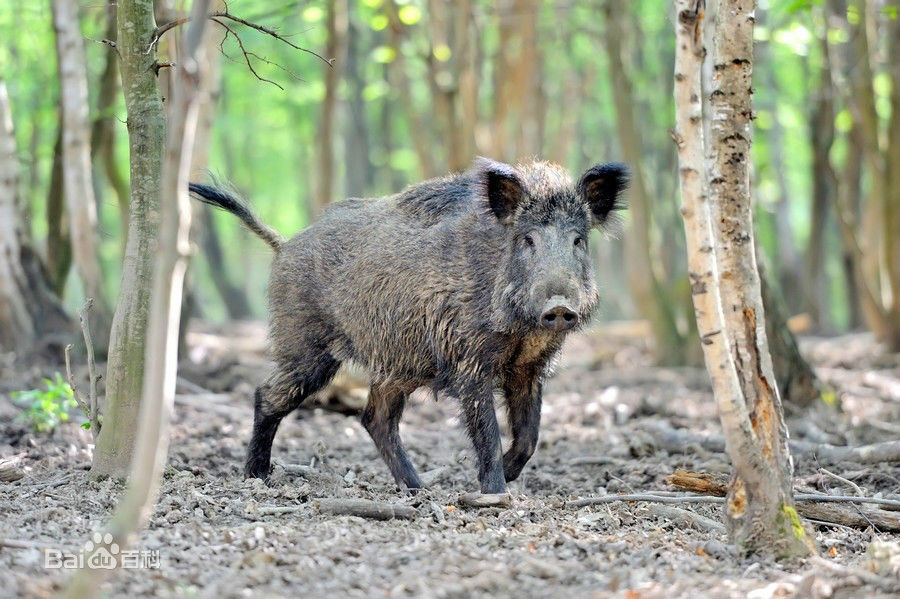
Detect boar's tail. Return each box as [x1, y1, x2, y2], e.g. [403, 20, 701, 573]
[189, 182, 284, 252]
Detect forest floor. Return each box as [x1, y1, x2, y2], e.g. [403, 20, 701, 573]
[2, 321, 900, 598]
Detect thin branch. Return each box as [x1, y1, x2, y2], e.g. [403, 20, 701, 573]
[64, 344, 90, 418]
[210, 11, 331, 66]
[819, 467, 864, 497]
[150, 11, 331, 66]
[78, 299, 100, 439]
[147, 16, 190, 53]
[211, 18, 283, 90]
[64, 299, 100, 440]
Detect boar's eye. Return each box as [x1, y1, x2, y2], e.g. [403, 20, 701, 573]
[574, 236, 585, 248]
[523, 233, 535, 247]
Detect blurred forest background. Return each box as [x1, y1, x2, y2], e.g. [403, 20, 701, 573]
[3, 0, 899, 362]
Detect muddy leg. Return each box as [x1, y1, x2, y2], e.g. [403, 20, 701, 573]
[245, 355, 340, 479]
[457, 378, 507, 494]
[502, 377, 542, 482]
[361, 382, 422, 490]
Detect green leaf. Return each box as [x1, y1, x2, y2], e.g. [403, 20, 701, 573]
[372, 46, 397, 64]
[398, 5, 421, 25]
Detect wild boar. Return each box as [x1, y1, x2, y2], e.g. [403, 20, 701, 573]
[189, 157, 628, 495]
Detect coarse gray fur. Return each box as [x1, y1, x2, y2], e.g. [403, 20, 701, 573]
[190, 157, 628, 494]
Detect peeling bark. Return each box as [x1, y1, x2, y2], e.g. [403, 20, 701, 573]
[673, 0, 814, 558]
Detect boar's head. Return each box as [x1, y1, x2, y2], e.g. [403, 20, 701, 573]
[477, 158, 629, 335]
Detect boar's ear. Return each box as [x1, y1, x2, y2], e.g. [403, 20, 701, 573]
[475, 157, 525, 224]
[577, 163, 629, 228]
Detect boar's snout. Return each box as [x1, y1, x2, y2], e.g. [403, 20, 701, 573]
[539, 296, 578, 332]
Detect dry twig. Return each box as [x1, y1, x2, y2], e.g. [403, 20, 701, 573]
[64, 298, 100, 440]
[313, 498, 418, 520]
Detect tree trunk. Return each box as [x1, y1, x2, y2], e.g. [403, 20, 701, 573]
[64, 2, 211, 596]
[200, 209, 252, 318]
[805, 23, 839, 332]
[342, 15, 373, 197]
[90, 3, 130, 252]
[385, 0, 437, 178]
[760, 268, 819, 408]
[603, 2, 685, 365]
[885, 13, 900, 346]
[51, 0, 113, 346]
[0, 81, 71, 351]
[312, 0, 347, 220]
[45, 123, 71, 296]
[673, 0, 814, 558]
[92, 0, 168, 478]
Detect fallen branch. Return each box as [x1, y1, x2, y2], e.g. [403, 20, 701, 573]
[641, 422, 900, 464]
[667, 470, 900, 508]
[457, 492, 512, 509]
[643, 504, 726, 534]
[666, 470, 728, 495]
[796, 501, 900, 532]
[566, 494, 726, 508]
[667, 470, 900, 531]
[313, 498, 418, 520]
[0, 454, 25, 482]
[809, 556, 900, 593]
[174, 393, 243, 417]
[257, 505, 301, 516]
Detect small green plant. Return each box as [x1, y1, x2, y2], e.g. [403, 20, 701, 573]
[11, 373, 79, 433]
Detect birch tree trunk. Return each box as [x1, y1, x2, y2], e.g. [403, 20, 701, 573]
[673, 0, 814, 558]
[51, 0, 113, 345]
[63, 1, 211, 596]
[0, 81, 71, 351]
[92, 0, 168, 478]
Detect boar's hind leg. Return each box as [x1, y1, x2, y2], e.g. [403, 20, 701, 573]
[361, 381, 422, 490]
[245, 355, 340, 479]
[456, 378, 507, 494]
[502, 377, 542, 482]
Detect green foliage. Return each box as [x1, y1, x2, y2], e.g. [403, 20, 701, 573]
[11, 373, 79, 433]
[1, 0, 893, 334]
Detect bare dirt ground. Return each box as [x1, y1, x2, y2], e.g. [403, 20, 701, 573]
[2, 322, 900, 598]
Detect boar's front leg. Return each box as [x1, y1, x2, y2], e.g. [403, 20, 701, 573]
[361, 381, 423, 490]
[502, 376, 542, 482]
[455, 377, 507, 494]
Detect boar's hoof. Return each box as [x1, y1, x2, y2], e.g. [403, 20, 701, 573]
[457, 492, 512, 509]
[244, 461, 271, 480]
